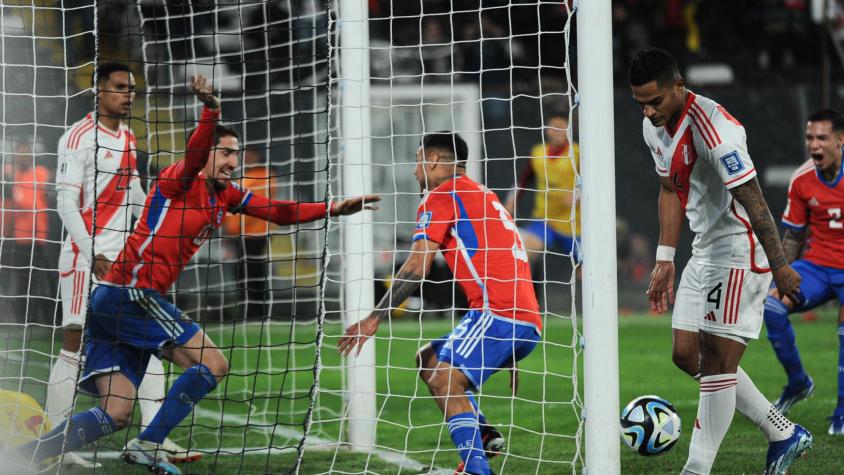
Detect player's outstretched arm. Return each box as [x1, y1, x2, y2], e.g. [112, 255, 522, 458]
[239, 194, 380, 225]
[337, 238, 440, 357]
[730, 178, 801, 300]
[647, 178, 682, 314]
[178, 75, 221, 182]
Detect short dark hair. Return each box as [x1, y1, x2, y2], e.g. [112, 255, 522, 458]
[628, 48, 681, 87]
[92, 62, 133, 87]
[421, 131, 468, 163]
[807, 109, 844, 132]
[186, 124, 239, 146]
[544, 110, 569, 123]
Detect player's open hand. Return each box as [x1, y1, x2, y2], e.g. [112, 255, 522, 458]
[646, 260, 675, 314]
[331, 195, 381, 216]
[772, 264, 801, 303]
[337, 315, 380, 357]
[92, 253, 111, 280]
[190, 75, 220, 110]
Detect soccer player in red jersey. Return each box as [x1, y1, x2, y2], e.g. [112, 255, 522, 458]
[19, 76, 379, 474]
[764, 109, 844, 435]
[338, 133, 540, 475]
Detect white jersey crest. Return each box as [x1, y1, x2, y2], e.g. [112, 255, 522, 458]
[642, 92, 769, 271]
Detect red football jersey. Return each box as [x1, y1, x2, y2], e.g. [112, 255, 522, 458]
[105, 106, 330, 293]
[782, 160, 844, 269]
[414, 175, 541, 329]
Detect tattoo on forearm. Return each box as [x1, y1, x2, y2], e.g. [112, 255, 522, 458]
[372, 270, 423, 321]
[730, 179, 786, 269]
[781, 228, 806, 264]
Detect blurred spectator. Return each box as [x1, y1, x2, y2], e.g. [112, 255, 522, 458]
[224, 147, 274, 320]
[421, 17, 456, 78]
[0, 142, 53, 323]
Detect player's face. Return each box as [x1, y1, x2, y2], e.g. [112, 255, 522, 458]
[205, 135, 240, 191]
[806, 120, 844, 172]
[631, 80, 683, 128]
[545, 117, 569, 147]
[97, 71, 135, 119]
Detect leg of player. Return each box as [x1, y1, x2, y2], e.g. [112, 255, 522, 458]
[424, 362, 491, 475]
[672, 329, 701, 378]
[128, 330, 228, 454]
[136, 356, 200, 463]
[681, 332, 745, 475]
[19, 372, 134, 465]
[416, 345, 504, 458]
[45, 264, 102, 469]
[830, 305, 844, 435]
[764, 294, 814, 414]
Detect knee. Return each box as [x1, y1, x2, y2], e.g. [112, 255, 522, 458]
[671, 349, 698, 376]
[104, 405, 133, 429]
[207, 357, 229, 382]
[764, 295, 790, 322]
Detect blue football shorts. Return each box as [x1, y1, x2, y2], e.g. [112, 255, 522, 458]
[782, 259, 844, 312]
[430, 309, 541, 389]
[78, 284, 200, 395]
[524, 220, 581, 262]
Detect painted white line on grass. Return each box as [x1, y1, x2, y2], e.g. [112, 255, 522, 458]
[190, 405, 431, 472]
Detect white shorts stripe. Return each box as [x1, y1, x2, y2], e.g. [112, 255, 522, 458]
[455, 312, 490, 356]
[460, 315, 494, 358]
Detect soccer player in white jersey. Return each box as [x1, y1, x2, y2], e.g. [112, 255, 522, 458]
[629, 48, 811, 475]
[52, 62, 199, 466]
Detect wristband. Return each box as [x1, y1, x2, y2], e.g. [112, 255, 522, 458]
[656, 245, 676, 262]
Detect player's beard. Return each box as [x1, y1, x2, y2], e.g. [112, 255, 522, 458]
[208, 177, 228, 192]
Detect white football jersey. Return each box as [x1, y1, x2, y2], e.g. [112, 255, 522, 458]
[56, 112, 140, 261]
[642, 92, 769, 271]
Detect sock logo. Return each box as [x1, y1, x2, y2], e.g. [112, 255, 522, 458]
[694, 418, 701, 430]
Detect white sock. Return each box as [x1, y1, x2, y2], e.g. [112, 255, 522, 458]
[735, 366, 794, 442]
[45, 349, 80, 426]
[683, 374, 738, 475]
[138, 355, 166, 431]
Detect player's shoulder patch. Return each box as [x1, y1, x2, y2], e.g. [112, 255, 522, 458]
[718, 151, 745, 175]
[417, 211, 432, 229]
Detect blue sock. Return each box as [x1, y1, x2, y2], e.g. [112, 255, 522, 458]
[447, 411, 490, 475]
[764, 296, 808, 386]
[19, 407, 116, 462]
[465, 390, 488, 426]
[838, 324, 844, 416]
[139, 364, 217, 444]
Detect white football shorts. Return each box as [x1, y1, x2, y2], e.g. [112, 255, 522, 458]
[58, 248, 91, 329]
[672, 257, 773, 341]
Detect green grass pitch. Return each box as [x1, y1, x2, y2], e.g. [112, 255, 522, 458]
[1, 311, 841, 474]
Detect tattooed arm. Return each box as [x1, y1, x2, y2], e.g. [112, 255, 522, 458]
[781, 227, 807, 264]
[337, 238, 441, 356]
[730, 178, 801, 299]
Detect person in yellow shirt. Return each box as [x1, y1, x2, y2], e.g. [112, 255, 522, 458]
[505, 111, 580, 263]
[224, 147, 274, 319]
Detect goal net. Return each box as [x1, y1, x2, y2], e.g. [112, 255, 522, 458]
[0, 1, 584, 473]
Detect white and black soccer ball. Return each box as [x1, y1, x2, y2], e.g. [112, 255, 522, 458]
[620, 395, 681, 456]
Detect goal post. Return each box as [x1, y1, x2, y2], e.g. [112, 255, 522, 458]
[577, 0, 621, 473]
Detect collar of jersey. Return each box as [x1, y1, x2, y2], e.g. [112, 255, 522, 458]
[664, 91, 696, 137]
[815, 154, 844, 188]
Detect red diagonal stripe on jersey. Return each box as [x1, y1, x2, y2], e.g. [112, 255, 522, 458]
[723, 269, 735, 324]
[691, 102, 722, 145]
[80, 134, 137, 235]
[688, 109, 715, 149]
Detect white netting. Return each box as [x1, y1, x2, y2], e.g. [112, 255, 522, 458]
[0, 1, 583, 473]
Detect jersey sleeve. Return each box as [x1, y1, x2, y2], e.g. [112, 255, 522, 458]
[229, 183, 329, 224]
[705, 115, 756, 189]
[781, 179, 808, 229]
[157, 106, 220, 198]
[642, 120, 668, 177]
[56, 133, 92, 190]
[414, 189, 456, 244]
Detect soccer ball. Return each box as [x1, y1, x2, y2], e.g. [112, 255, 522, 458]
[620, 395, 681, 456]
[0, 389, 52, 451]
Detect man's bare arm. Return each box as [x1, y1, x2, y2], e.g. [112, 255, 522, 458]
[781, 227, 806, 264]
[371, 239, 440, 322]
[729, 178, 787, 269]
[657, 177, 683, 248]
